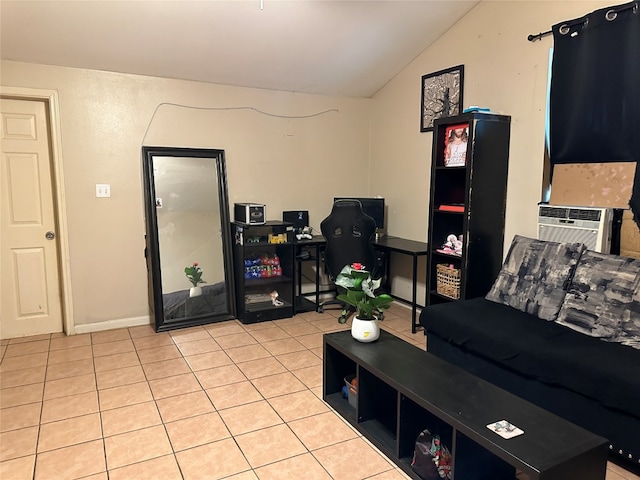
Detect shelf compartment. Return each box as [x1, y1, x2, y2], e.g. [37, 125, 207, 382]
[398, 394, 454, 462]
[324, 391, 357, 425]
[242, 241, 289, 248]
[435, 264, 461, 300]
[430, 222, 465, 252]
[453, 431, 516, 480]
[359, 418, 398, 457]
[243, 276, 293, 287]
[428, 290, 458, 305]
[323, 342, 357, 401]
[432, 168, 467, 206]
[431, 250, 463, 261]
[359, 368, 398, 442]
[428, 257, 463, 302]
[243, 300, 292, 313]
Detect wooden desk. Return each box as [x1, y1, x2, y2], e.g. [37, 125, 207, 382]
[293, 235, 428, 333]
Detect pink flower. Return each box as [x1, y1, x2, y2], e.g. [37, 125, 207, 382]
[352, 263, 364, 271]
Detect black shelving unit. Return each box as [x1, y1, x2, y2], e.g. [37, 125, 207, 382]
[231, 221, 295, 323]
[323, 330, 608, 480]
[427, 112, 511, 306]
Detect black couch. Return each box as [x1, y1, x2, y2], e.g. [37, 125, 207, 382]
[419, 235, 640, 466]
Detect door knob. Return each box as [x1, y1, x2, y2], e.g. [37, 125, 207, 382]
[45, 231, 55, 240]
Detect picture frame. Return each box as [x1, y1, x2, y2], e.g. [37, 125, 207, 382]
[420, 65, 464, 132]
[443, 123, 469, 167]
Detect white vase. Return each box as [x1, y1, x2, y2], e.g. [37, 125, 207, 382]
[189, 286, 202, 298]
[351, 316, 380, 343]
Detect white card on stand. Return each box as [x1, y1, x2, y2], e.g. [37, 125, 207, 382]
[486, 420, 524, 439]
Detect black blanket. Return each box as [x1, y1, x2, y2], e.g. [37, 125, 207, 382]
[421, 298, 640, 418]
[163, 282, 228, 320]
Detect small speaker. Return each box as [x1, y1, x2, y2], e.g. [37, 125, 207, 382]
[235, 203, 266, 225]
[283, 210, 309, 230]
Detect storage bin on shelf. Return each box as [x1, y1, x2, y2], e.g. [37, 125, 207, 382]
[436, 264, 460, 299]
[344, 374, 357, 408]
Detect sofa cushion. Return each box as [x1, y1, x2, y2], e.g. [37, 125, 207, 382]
[557, 251, 640, 349]
[485, 235, 586, 321]
[420, 298, 640, 418]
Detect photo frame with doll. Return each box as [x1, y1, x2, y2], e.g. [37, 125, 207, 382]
[443, 123, 469, 167]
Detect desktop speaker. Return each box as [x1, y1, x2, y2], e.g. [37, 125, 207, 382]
[235, 203, 266, 225]
[283, 210, 309, 230]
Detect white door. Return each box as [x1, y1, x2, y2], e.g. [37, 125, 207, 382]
[0, 98, 63, 339]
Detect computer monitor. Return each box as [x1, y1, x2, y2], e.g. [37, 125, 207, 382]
[333, 197, 385, 232]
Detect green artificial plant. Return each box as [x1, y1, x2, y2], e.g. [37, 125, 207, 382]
[184, 262, 206, 287]
[334, 263, 393, 323]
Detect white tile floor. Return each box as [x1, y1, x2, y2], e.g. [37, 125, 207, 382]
[1, 302, 638, 480]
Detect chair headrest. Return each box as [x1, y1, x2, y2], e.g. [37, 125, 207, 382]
[331, 199, 363, 211]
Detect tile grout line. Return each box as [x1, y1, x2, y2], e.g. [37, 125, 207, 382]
[31, 334, 51, 480]
[93, 330, 110, 479]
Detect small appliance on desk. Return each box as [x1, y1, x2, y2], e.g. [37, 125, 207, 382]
[283, 210, 312, 240]
[235, 203, 266, 225]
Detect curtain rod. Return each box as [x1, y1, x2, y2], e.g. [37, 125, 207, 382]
[528, 30, 552, 42]
[527, 1, 638, 42]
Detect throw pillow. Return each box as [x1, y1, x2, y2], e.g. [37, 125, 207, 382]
[485, 235, 587, 321]
[556, 251, 640, 349]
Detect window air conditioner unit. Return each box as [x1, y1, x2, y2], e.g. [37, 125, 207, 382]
[537, 204, 613, 253]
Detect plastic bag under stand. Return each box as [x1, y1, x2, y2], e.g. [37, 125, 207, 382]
[410, 429, 453, 480]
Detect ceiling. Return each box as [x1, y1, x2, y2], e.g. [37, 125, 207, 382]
[0, 0, 480, 98]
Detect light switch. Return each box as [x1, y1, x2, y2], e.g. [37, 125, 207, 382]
[96, 184, 111, 198]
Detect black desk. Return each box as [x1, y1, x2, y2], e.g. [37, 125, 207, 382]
[374, 236, 428, 333]
[294, 235, 428, 333]
[293, 236, 330, 313]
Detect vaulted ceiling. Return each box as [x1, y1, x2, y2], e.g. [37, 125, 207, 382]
[0, 0, 480, 98]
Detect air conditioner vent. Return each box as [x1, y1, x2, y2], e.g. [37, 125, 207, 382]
[568, 208, 601, 222]
[539, 206, 568, 219]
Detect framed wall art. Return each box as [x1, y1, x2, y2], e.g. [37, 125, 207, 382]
[420, 65, 464, 132]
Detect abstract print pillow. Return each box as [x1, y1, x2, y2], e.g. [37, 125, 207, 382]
[557, 251, 640, 349]
[485, 235, 586, 321]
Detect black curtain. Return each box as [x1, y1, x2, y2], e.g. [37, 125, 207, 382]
[550, 2, 640, 220]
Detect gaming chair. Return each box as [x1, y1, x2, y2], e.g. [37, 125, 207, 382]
[318, 199, 383, 319]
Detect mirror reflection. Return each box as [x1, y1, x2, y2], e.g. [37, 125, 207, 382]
[143, 147, 235, 332]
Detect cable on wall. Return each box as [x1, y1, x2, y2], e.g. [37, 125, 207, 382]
[141, 102, 340, 145]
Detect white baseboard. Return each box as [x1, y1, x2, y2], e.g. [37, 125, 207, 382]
[74, 316, 151, 335]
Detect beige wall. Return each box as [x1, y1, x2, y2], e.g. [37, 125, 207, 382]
[369, 0, 612, 301]
[1, 61, 371, 331]
[0, 0, 613, 332]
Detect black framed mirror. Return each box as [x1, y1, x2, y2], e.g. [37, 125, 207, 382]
[142, 146, 236, 332]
